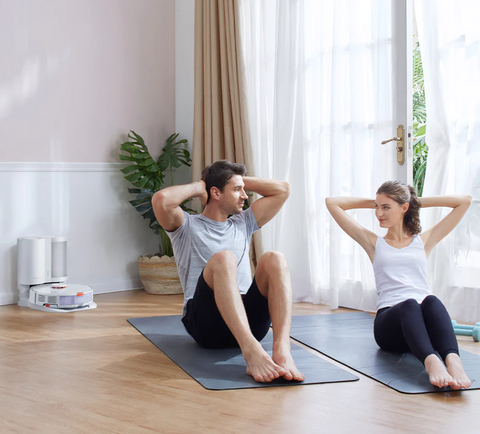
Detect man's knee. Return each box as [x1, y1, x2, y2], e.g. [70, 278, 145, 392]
[256, 252, 289, 287]
[208, 250, 237, 270]
[203, 250, 238, 289]
[259, 251, 288, 269]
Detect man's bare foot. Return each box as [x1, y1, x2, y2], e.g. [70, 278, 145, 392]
[243, 341, 286, 383]
[272, 344, 305, 382]
[446, 353, 472, 390]
[424, 354, 454, 388]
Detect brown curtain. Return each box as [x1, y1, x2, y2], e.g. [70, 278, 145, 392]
[192, 0, 263, 267]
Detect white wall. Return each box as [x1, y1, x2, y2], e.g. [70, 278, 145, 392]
[174, 0, 195, 185]
[0, 0, 175, 305]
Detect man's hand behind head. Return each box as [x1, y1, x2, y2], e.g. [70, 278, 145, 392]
[198, 180, 208, 206]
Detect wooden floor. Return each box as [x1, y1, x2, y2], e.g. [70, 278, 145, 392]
[1, 290, 479, 434]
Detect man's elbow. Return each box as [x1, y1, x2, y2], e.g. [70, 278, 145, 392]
[152, 190, 164, 206]
[152, 190, 170, 214]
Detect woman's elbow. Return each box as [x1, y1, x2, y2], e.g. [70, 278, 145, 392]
[325, 197, 335, 208]
[453, 194, 472, 209]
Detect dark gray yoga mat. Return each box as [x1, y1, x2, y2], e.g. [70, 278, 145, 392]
[290, 312, 480, 394]
[128, 315, 358, 390]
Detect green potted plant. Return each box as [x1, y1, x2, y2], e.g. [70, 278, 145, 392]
[119, 131, 195, 294]
[413, 41, 428, 197]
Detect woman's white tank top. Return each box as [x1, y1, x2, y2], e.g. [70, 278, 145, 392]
[373, 235, 431, 310]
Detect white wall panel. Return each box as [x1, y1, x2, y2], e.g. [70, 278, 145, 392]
[0, 163, 159, 305]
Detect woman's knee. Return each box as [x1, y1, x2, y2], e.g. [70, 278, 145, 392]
[373, 316, 409, 352]
[420, 294, 449, 317]
[421, 295, 442, 308]
[399, 298, 421, 317]
[400, 298, 420, 308]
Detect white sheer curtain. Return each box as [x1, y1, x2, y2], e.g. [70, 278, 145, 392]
[238, 0, 398, 310]
[415, 0, 480, 323]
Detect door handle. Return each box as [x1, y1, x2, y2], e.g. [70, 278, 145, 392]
[381, 137, 401, 144]
[381, 125, 405, 165]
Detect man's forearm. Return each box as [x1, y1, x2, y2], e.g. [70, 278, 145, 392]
[242, 176, 290, 198]
[153, 181, 206, 209]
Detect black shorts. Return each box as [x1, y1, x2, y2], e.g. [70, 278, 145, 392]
[181, 271, 271, 349]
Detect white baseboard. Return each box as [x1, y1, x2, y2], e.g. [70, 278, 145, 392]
[0, 292, 19, 306]
[90, 279, 144, 295]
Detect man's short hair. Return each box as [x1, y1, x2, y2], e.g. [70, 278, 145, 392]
[201, 160, 247, 203]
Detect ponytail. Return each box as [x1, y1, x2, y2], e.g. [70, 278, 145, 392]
[404, 185, 422, 235]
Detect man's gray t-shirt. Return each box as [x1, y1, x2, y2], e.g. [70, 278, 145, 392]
[166, 208, 260, 315]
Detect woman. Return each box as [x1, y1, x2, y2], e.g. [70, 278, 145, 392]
[326, 181, 472, 390]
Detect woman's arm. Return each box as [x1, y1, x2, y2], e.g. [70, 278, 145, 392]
[325, 197, 378, 262]
[420, 195, 472, 256]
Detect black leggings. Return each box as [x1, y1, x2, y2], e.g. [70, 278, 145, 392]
[374, 295, 459, 364]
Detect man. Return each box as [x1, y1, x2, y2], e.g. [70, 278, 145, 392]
[152, 160, 304, 383]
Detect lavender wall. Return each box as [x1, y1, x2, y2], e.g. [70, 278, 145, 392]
[0, 0, 175, 163]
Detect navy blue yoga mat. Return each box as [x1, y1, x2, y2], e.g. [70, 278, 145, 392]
[290, 312, 480, 394]
[128, 315, 358, 390]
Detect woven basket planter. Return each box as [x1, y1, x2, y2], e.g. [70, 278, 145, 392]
[138, 254, 183, 295]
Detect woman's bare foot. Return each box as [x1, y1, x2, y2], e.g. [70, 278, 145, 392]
[446, 353, 472, 390]
[424, 354, 454, 388]
[243, 341, 286, 383]
[272, 343, 305, 382]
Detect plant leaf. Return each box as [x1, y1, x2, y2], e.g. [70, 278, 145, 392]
[120, 165, 139, 175]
